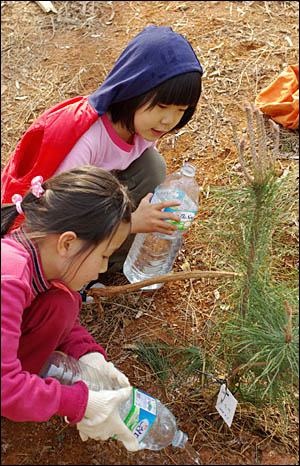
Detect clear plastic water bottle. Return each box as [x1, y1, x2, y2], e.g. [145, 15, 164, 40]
[40, 351, 188, 451]
[123, 162, 199, 290]
[39, 350, 114, 391]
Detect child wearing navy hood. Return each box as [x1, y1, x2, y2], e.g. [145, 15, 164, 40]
[2, 25, 203, 272]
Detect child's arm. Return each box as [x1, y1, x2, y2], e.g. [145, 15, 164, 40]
[130, 193, 181, 235]
[1, 276, 88, 424]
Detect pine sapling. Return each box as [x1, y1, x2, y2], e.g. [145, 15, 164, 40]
[205, 104, 299, 406]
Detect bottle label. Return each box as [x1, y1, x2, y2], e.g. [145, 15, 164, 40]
[122, 388, 157, 443]
[151, 189, 197, 231]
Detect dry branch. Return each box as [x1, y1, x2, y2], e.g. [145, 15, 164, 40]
[227, 361, 267, 385]
[87, 270, 241, 297]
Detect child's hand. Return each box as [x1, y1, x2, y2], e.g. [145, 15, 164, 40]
[77, 386, 139, 451]
[131, 193, 181, 235]
[79, 352, 130, 389]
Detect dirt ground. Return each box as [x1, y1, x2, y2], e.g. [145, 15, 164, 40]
[1, 1, 299, 465]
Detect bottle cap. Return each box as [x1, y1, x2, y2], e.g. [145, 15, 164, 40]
[181, 162, 196, 177]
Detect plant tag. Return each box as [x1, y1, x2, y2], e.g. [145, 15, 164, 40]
[215, 384, 237, 427]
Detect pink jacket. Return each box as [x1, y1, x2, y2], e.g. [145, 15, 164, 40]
[1, 231, 105, 423]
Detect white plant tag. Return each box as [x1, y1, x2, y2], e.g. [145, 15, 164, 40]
[215, 384, 237, 427]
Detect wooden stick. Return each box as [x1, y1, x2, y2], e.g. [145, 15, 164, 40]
[87, 270, 241, 297]
[228, 361, 267, 383]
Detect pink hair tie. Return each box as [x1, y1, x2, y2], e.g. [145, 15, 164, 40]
[30, 175, 45, 198]
[12, 194, 24, 215]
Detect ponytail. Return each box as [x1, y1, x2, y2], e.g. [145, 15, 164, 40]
[2, 176, 46, 237]
[1, 166, 133, 245]
[1, 203, 21, 237]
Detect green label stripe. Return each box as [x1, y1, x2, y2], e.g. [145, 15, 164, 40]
[123, 387, 138, 428]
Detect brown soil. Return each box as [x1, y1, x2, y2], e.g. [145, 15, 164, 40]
[1, 1, 299, 465]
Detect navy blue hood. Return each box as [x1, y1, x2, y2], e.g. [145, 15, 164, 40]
[88, 25, 203, 116]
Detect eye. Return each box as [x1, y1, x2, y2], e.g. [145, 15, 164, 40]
[158, 103, 167, 109]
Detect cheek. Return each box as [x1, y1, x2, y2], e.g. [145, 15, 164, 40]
[135, 113, 148, 129]
[175, 115, 183, 126]
[80, 255, 103, 276]
[91, 255, 105, 271]
[135, 108, 157, 126]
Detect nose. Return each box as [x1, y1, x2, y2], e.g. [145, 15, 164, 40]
[160, 109, 177, 127]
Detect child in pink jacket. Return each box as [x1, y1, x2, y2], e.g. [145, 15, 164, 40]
[1, 166, 139, 451]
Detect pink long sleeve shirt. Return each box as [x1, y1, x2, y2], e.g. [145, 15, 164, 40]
[54, 113, 156, 175]
[1, 227, 105, 424]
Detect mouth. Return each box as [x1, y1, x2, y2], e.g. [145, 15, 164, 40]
[151, 128, 166, 137]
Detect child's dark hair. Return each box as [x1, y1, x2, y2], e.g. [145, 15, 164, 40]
[108, 71, 202, 134]
[1, 166, 133, 253]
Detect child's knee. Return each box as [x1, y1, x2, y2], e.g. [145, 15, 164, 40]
[44, 286, 81, 317]
[119, 148, 166, 198]
[25, 286, 81, 328]
[18, 287, 81, 373]
[142, 148, 167, 188]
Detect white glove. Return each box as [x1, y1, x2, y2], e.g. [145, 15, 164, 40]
[79, 352, 130, 389]
[77, 386, 139, 452]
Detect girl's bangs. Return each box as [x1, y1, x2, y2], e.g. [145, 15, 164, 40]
[151, 72, 201, 107]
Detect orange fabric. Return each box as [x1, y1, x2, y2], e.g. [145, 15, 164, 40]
[255, 64, 299, 130]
